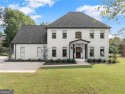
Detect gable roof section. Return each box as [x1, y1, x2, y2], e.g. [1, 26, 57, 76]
[12, 25, 47, 44]
[47, 12, 110, 28]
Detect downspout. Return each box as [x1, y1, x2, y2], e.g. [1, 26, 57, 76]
[69, 43, 70, 59]
[15, 44, 16, 61]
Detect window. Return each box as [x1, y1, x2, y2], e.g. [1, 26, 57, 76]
[100, 30, 105, 39]
[100, 47, 105, 57]
[20, 47, 25, 58]
[52, 30, 56, 39]
[62, 47, 67, 57]
[90, 30, 94, 39]
[75, 32, 82, 39]
[37, 47, 42, 58]
[62, 30, 67, 39]
[90, 47, 94, 57]
[52, 47, 56, 57]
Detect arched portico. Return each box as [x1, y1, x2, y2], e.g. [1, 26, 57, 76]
[69, 39, 90, 60]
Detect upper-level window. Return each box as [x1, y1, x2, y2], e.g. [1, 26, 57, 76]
[52, 30, 56, 39]
[75, 32, 82, 39]
[90, 47, 94, 57]
[100, 30, 105, 39]
[62, 30, 67, 39]
[100, 47, 105, 57]
[90, 30, 94, 39]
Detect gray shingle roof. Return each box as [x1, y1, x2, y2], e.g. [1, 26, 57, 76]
[47, 12, 110, 28]
[12, 25, 47, 44]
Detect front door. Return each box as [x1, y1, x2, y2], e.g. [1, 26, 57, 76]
[76, 47, 81, 58]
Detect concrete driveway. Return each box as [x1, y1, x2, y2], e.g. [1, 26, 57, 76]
[0, 56, 44, 73]
[0, 56, 7, 63]
[0, 62, 44, 73]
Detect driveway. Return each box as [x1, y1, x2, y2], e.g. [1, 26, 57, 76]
[0, 57, 44, 73]
[0, 56, 7, 63]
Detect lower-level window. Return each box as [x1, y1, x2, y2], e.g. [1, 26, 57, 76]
[90, 47, 94, 57]
[52, 47, 56, 57]
[100, 47, 105, 57]
[20, 47, 25, 58]
[37, 47, 42, 58]
[63, 47, 67, 57]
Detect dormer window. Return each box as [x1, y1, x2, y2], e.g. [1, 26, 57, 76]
[75, 32, 82, 39]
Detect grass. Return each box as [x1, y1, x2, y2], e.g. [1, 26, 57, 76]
[0, 57, 125, 94]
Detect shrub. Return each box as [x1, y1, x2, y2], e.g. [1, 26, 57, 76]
[102, 59, 106, 63]
[93, 58, 96, 62]
[71, 59, 76, 63]
[98, 58, 102, 63]
[87, 59, 93, 62]
[56, 59, 61, 63]
[50, 59, 54, 63]
[67, 59, 71, 63]
[112, 60, 117, 63]
[108, 59, 112, 64]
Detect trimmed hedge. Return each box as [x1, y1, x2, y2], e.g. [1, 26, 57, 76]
[45, 59, 76, 64]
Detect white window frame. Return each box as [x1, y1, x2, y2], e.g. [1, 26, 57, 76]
[52, 30, 56, 39]
[100, 47, 105, 57]
[52, 47, 56, 57]
[20, 47, 25, 58]
[62, 30, 67, 39]
[62, 47, 67, 57]
[75, 32, 82, 39]
[100, 30, 105, 39]
[37, 47, 42, 58]
[90, 47, 94, 57]
[90, 30, 94, 39]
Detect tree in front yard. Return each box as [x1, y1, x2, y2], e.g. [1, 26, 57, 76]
[42, 45, 48, 61]
[3, 8, 35, 47]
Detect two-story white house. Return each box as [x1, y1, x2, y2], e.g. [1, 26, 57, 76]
[12, 12, 110, 60]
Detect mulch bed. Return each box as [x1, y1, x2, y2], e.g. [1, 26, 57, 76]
[43, 62, 77, 65]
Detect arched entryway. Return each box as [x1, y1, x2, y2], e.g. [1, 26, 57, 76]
[69, 39, 90, 60]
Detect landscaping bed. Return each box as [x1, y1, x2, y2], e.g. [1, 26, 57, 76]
[44, 59, 76, 65]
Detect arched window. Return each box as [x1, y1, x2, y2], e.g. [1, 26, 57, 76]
[75, 32, 82, 39]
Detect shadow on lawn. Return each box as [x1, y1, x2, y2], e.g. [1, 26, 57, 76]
[40, 66, 93, 70]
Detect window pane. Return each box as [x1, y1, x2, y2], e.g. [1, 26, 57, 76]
[100, 33, 104, 38]
[52, 33, 56, 39]
[90, 33, 94, 39]
[90, 47, 94, 57]
[37, 47, 42, 53]
[20, 47, 25, 53]
[37, 47, 42, 58]
[63, 47, 67, 57]
[100, 47, 105, 57]
[63, 33, 67, 38]
[75, 32, 81, 38]
[20, 47, 25, 58]
[52, 47, 56, 57]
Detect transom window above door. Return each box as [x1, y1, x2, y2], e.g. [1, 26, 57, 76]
[75, 32, 82, 39]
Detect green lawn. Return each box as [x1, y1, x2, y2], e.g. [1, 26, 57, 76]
[0, 57, 125, 94]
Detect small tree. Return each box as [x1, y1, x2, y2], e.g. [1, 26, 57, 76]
[42, 45, 48, 61]
[112, 44, 119, 63]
